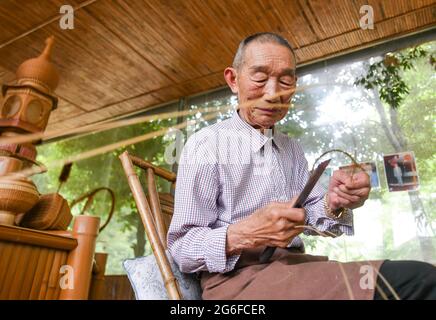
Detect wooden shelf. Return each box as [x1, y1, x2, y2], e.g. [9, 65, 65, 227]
[0, 224, 77, 251]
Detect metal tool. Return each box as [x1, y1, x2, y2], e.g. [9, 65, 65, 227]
[259, 158, 331, 263]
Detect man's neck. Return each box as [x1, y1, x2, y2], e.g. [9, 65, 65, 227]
[237, 109, 275, 135]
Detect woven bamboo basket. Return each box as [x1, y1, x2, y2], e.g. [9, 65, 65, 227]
[0, 156, 23, 175]
[20, 193, 72, 230]
[0, 177, 40, 225]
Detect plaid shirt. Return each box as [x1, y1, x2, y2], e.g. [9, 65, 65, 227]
[167, 110, 353, 273]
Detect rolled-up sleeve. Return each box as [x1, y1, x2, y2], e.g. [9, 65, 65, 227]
[294, 144, 354, 237]
[167, 134, 241, 273]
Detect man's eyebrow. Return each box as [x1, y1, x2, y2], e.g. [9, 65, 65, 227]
[249, 65, 270, 73]
[280, 68, 296, 77]
[248, 65, 295, 77]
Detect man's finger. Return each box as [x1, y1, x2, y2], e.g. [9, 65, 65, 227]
[279, 207, 306, 223]
[333, 169, 353, 185]
[333, 186, 360, 202]
[329, 192, 351, 209]
[286, 196, 298, 207]
[345, 172, 370, 189]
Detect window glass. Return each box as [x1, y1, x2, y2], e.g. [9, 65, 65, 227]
[186, 40, 436, 263]
[35, 103, 178, 274]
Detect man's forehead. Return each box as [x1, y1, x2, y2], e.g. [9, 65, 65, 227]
[243, 42, 295, 70]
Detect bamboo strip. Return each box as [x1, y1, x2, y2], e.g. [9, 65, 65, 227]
[0, 242, 5, 258]
[0, 244, 23, 298]
[0, 109, 222, 180]
[45, 250, 63, 300]
[0, 87, 301, 182]
[0, 102, 224, 146]
[0, 242, 14, 292]
[18, 247, 41, 299]
[159, 193, 174, 204]
[28, 248, 49, 299]
[37, 249, 55, 300]
[54, 251, 68, 299]
[7, 245, 32, 299]
[0, 86, 297, 148]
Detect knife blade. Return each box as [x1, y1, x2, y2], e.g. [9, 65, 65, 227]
[259, 158, 331, 263]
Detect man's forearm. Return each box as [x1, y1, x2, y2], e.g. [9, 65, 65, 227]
[226, 222, 253, 256]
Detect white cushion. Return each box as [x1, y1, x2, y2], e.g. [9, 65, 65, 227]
[123, 251, 202, 300]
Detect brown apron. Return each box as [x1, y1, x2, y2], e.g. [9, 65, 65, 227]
[200, 247, 385, 300]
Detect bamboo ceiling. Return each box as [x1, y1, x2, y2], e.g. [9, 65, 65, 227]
[0, 0, 435, 132]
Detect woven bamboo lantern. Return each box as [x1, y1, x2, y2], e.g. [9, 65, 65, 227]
[0, 36, 60, 226]
[0, 36, 59, 136]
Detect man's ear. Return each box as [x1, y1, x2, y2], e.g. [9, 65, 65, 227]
[224, 67, 238, 94]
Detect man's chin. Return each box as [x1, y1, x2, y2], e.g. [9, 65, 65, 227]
[253, 116, 277, 129]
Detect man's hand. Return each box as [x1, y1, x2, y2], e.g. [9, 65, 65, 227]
[226, 198, 305, 255]
[328, 169, 371, 211]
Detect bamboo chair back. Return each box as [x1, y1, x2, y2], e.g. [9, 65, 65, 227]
[119, 151, 181, 300]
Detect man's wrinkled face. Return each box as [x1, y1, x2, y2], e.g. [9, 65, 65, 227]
[225, 41, 297, 130]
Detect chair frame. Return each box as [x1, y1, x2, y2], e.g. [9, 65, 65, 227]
[119, 151, 182, 300]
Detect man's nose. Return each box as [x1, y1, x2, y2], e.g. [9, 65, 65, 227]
[263, 80, 281, 103]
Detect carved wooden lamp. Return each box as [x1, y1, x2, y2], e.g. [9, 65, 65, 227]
[0, 36, 71, 227]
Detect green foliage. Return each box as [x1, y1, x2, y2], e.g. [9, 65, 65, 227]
[354, 46, 433, 109]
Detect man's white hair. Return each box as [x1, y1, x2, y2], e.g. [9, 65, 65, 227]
[232, 32, 296, 70]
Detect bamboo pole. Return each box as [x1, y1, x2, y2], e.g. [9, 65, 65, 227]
[88, 252, 108, 300]
[59, 215, 100, 300]
[119, 151, 181, 300]
[131, 156, 177, 183]
[147, 168, 168, 249]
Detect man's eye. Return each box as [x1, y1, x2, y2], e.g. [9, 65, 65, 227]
[280, 81, 292, 86]
[253, 79, 267, 83]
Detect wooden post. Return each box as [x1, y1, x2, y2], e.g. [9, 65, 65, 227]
[59, 215, 99, 300]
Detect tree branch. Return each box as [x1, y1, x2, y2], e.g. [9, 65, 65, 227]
[373, 96, 402, 152]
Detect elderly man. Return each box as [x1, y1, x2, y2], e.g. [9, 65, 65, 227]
[168, 32, 436, 300]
